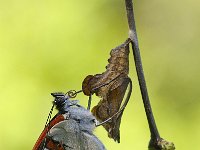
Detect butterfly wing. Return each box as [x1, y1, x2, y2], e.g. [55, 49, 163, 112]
[33, 110, 106, 150]
[44, 119, 83, 150]
[33, 114, 66, 150]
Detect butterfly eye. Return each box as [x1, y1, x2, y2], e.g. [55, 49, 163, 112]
[54, 99, 57, 104]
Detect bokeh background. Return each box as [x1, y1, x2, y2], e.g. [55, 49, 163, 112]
[0, 0, 199, 149]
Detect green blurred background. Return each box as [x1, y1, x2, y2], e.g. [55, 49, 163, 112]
[0, 0, 199, 149]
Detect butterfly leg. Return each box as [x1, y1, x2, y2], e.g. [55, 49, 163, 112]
[87, 94, 92, 110]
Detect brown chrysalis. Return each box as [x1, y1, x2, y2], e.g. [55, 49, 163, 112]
[82, 39, 132, 143]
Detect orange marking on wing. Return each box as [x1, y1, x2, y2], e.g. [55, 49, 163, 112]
[46, 138, 65, 150]
[32, 114, 65, 150]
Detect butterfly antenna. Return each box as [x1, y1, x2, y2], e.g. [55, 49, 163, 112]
[40, 104, 55, 150]
[44, 104, 55, 128]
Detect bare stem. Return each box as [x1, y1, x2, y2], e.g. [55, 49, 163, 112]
[124, 0, 160, 141]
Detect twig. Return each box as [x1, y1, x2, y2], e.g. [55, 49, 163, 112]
[125, 0, 160, 140]
[124, 0, 175, 149]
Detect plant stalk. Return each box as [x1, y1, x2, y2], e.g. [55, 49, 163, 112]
[124, 0, 160, 141]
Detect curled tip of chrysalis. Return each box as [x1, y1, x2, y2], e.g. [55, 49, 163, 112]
[148, 138, 175, 150]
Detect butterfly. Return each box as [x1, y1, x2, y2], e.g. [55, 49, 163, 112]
[33, 92, 106, 150]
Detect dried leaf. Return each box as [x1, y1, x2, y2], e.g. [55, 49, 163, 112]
[82, 39, 132, 142]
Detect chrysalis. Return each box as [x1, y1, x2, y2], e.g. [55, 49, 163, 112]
[82, 39, 132, 143]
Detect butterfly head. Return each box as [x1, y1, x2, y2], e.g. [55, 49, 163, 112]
[51, 92, 68, 111]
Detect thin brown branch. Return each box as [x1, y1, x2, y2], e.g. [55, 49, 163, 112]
[125, 0, 160, 140]
[124, 1, 175, 149]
